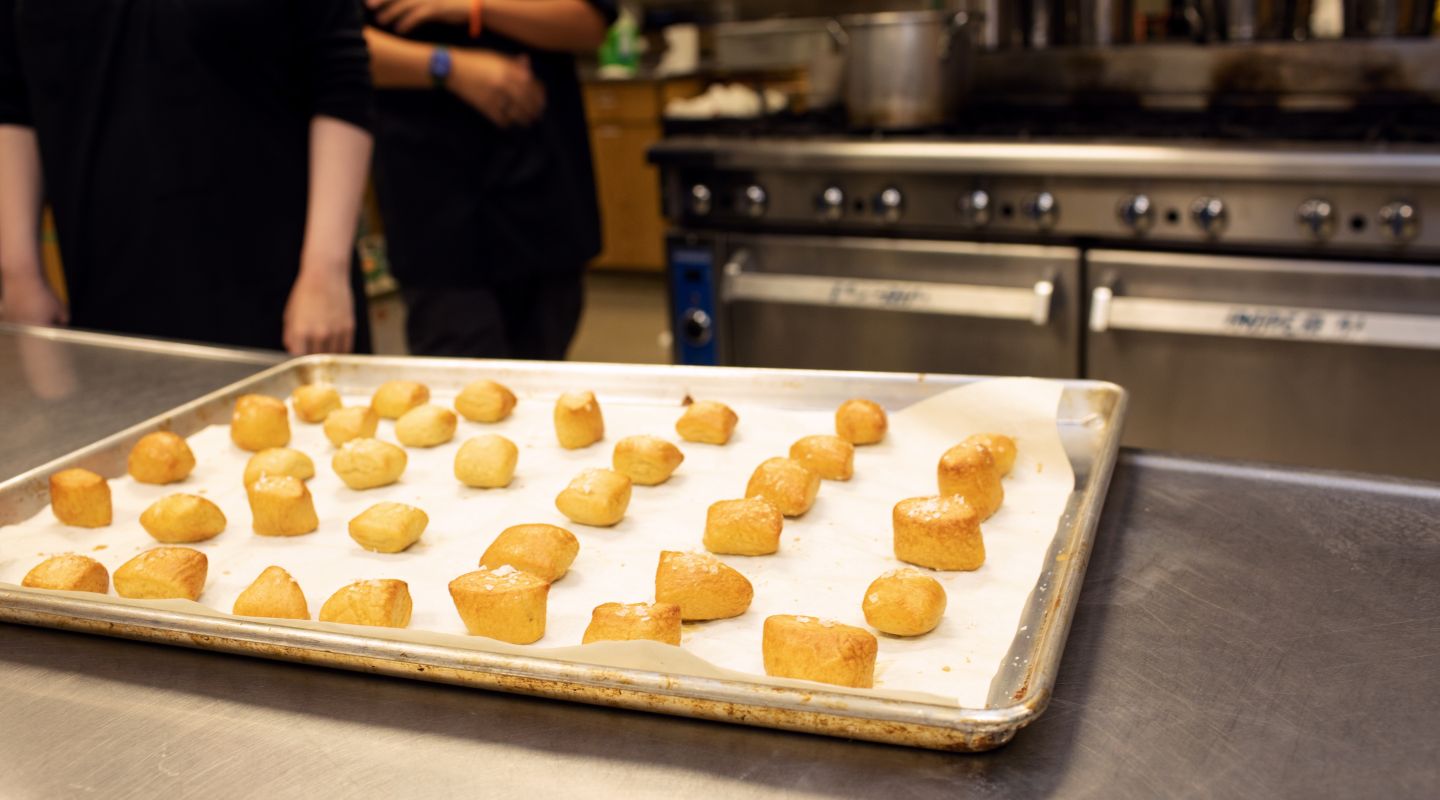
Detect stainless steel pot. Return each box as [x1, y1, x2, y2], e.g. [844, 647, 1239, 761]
[830, 11, 973, 130]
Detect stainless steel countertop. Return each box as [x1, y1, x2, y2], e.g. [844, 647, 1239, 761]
[2, 325, 1436, 798]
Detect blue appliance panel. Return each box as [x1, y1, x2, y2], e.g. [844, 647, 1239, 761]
[669, 244, 718, 365]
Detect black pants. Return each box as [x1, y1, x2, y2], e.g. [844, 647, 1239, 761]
[402, 273, 583, 360]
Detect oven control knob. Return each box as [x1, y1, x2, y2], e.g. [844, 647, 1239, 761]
[1023, 192, 1059, 230]
[816, 186, 845, 220]
[1191, 196, 1228, 237]
[740, 185, 768, 218]
[680, 308, 713, 347]
[874, 187, 904, 222]
[1296, 198, 1336, 241]
[1117, 194, 1155, 234]
[689, 184, 712, 217]
[959, 189, 992, 226]
[1378, 201, 1419, 242]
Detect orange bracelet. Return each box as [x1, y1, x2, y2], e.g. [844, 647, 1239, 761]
[469, 0, 483, 38]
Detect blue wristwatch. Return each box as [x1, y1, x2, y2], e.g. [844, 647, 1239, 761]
[429, 46, 453, 89]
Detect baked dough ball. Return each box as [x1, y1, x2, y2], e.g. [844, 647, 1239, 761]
[555, 468, 632, 527]
[789, 435, 855, 481]
[371, 380, 430, 419]
[448, 566, 550, 644]
[893, 495, 984, 571]
[395, 404, 457, 448]
[127, 431, 195, 485]
[290, 384, 342, 424]
[348, 502, 428, 554]
[937, 442, 1004, 520]
[140, 493, 227, 544]
[232, 566, 309, 620]
[554, 390, 604, 449]
[479, 523, 579, 582]
[762, 615, 878, 689]
[612, 435, 685, 486]
[243, 447, 315, 488]
[703, 497, 783, 556]
[965, 433, 1017, 477]
[583, 602, 682, 646]
[231, 394, 291, 452]
[654, 551, 753, 621]
[332, 438, 407, 490]
[22, 554, 109, 594]
[861, 569, 948, 636]
[319, 579, 412, 628]
[454, 434, 519, 489]
[744, 457, 820, 518]
[49, 468, 111, 528]
[675, 400, 738, 445]
[113, 547, 208, 601]
[248, 475, 319, 536]
[455, 379, 517, 423]
[323, 406, 379, 447]
[835, 399, 887, 445]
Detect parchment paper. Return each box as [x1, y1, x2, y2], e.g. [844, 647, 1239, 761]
[0, 378, 1073, 707]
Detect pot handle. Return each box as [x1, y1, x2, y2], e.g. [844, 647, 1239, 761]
[940, 11, 971, 61]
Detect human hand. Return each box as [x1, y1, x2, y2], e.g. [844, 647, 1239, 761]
[367, 0, 469, 34]
[447, 50, 546, 127]
[0, 271, 68, 326]
[283, 262, 355, 355]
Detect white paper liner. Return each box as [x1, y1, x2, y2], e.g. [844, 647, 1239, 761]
[0, 377, 1073, 707]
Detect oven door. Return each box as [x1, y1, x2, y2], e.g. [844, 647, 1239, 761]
[713, 234, 1081, 377]
[1086, 249, 1440, 480]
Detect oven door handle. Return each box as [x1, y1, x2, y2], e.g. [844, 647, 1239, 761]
[722, 258, 1055, 326]
[1088, 286, 1440, 351]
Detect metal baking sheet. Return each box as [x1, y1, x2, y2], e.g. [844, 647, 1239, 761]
[0, 356, 1126, 751]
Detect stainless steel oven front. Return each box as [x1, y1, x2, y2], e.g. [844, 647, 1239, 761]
[669, 233, 1081, 377]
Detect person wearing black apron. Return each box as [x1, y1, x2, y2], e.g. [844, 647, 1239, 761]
[0, 0, 374, 354]
[362, 0, 614, 359]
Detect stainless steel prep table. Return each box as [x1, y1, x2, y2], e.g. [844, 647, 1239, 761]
[1, 325, 1436, 799]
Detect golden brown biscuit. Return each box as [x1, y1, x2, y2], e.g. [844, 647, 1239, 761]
[113, 547, 208, 601]
[555, 468, 632, 527]
[612, 435, 685, 486]
[232, 566, 309, 620]
[788, 435, 855, 481]
[835, 399, 887, 445]
[395, 404, 458, 448]
[127, 431, 196, 485]
[248, 475, 319, 536]
[762, 615, 878, 689]
[861, 569, 948, 636]
[937, 442, 1004, 520]
[554, 390, 604, 449]
[323, 406, 379, 447]
[231, 394, 291, 452]
[140, 494, 227, 544]
[48, 468, 112, 528]
[22, 554, 109, 594]
[892, 495, 984, 571]
[290, 384, 342, 424]
[319, 579, 412, 628]
[582, 602, 682, 646]
[348, 502, 428, 554]
[448, 566, 550, 644]
[675, 400, 738, 445]
[703, 497, 784, 556]
[453, 434, 519, 489]
[654, 551, 753, 621]
[479, 524, 579, 582]
[243, 447, 315, 488]
[744, 457, 820, 518]
[455, 379, 517, 423]
[964, 433, 1017, 477]
[332, 438, 407, 490]
[371, 380, 430, 419]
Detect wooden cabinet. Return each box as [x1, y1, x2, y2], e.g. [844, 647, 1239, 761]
[583, 79, 697, 272]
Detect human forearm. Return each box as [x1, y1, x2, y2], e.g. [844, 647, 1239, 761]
[300, 115, 372, 271]
[485, 0, 607, 52]
[364, 26, 438, 88]
[0, 124, 44, 284]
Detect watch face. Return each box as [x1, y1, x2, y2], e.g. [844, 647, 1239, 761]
[430, 48, 452, 83]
